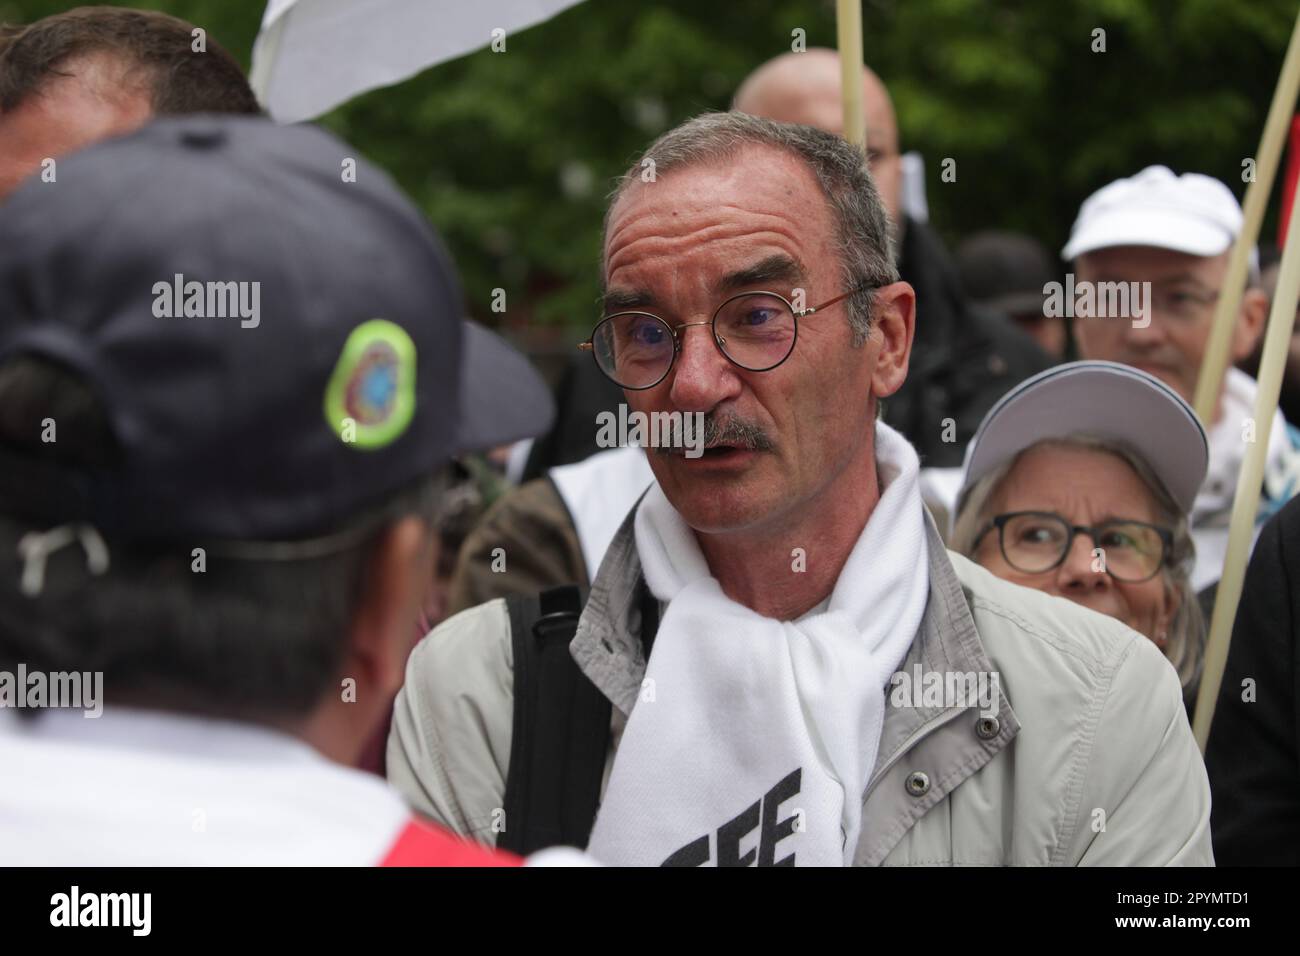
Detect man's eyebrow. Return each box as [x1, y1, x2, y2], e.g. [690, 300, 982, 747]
[601, 287, 656, 314]
[600, 254, 807, 314]
[717, 254, 807, 294]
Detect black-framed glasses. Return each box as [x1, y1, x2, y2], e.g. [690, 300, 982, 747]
[972, 511, 1173, 584]
[579, 284, 876, 390]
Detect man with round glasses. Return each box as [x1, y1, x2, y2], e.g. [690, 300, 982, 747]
[584, 285, 870, 389]
[391, 112, 1211, 866]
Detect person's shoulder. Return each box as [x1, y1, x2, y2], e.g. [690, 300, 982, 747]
[1246, 492, 1300, 599]
[408, 598, 514, 693]
[945, 552, 1207, 864]
[947, 549, 1169, 692]
[1270, 488, 1300, 539]
[479, 475, 571, 533]
[390, 599, 516, 833]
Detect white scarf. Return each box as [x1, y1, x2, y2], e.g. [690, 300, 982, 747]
[586, 422, 929, 866]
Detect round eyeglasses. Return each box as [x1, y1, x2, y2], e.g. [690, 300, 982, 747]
[578, 285, 875, 390]
[973, 511, 1173, 584]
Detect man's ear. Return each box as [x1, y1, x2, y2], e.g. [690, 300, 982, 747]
[346, 516, 437, 698]
[867, 280, 916, 399]
[1232, 288, 1269, 363]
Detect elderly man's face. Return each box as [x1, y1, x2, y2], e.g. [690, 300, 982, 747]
[1072, 245, 1267, 409]
[603, 144, 912, 536]
[0, 55, 153, 201]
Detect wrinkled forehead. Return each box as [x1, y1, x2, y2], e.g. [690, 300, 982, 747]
[602, 144, 834, 282]
[995, 441, 1162, 518]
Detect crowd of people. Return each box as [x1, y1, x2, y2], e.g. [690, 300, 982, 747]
[0, 6, 1297, 867]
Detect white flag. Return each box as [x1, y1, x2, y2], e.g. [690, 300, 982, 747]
[250, 0, 585, 123]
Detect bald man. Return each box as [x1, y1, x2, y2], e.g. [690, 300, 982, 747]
[735, 50, 1050, 467]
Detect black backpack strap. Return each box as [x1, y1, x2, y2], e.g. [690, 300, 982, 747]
[498, 577, 662, 854]
[499, 585, 610, 854]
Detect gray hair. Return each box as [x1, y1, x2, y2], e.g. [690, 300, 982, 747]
[950, 434, 1205, 694]
[604, 111, 899, 346]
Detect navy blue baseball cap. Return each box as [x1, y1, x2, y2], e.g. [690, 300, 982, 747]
[0, 114, 553, 541]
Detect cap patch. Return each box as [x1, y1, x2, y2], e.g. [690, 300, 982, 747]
[324, 319, 416, 449]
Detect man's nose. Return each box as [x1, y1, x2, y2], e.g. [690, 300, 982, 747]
[1053, 531, 1111, 594]
[668, 321, 741, 412]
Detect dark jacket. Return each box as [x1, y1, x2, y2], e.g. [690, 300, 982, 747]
[886, 218, 1051, 467]
[1204, 494, 1300, 864]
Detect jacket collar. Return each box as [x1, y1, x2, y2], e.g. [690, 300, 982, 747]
[570, 502, 651, 719]
[570, 500, 1020, 863]
[852, 510, 1020, 865]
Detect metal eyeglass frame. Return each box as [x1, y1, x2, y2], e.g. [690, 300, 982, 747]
[971, 510, 1174, 584]
[578, 283, 877, 390]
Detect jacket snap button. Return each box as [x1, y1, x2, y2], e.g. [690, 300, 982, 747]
[905, 771, 930, 797]
[976, 716, 1001, 740]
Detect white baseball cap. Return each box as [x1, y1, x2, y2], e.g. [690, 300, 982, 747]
[1062, 165, 1247, 262]
[955, 361, 1208, 525]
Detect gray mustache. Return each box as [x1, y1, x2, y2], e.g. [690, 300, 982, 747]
[654, 412, 774, 455]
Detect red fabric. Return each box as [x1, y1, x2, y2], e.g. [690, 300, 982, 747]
[379, 819, 521, 867]
[1280, 115, 1300, 247]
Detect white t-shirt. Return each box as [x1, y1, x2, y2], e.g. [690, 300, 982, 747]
[0, 706, 509, 866]
[549, 446, 655, 582]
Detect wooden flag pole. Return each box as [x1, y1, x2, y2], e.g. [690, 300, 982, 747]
[1193, 176, 1300, 752]
[836, 0, 865, 149]
[1193, 11, 1300, 424]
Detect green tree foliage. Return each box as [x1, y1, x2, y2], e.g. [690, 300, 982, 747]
[4, 0, 1295, 346]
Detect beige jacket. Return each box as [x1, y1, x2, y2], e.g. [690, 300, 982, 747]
[389, 512, 1213, 866]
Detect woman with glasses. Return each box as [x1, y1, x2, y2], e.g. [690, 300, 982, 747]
[949, 361, 1208, 714]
